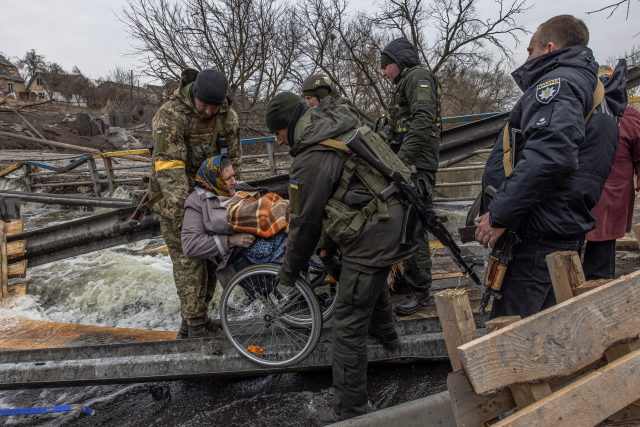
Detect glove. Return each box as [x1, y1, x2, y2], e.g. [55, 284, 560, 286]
[276, 268, 298, 288]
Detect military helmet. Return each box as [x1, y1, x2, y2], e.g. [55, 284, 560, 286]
[302, 74, 335, 99]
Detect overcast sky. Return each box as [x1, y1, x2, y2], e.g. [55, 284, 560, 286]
[1, 0, 638, 85]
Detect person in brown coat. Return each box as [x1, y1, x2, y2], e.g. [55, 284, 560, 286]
[584, 103, 640, 280]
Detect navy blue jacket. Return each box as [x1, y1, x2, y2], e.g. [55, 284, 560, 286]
[480, 46, 627, 239]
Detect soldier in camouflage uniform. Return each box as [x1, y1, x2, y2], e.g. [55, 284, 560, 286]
[301, 74, 369, 126]
[149, 68, 242, 338]
[379, 37, 442, 315]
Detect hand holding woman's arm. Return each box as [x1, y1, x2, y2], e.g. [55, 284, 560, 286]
[229, 233, 255, 248]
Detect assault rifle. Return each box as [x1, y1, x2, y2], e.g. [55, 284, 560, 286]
[344, 130, 487, 310]
[478, 186, 520, 313]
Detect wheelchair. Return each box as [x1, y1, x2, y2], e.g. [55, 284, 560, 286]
[220, 247, 338, 368]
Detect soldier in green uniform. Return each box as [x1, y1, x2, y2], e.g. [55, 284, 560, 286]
[149, 69, 242, 338]
[301, 74, 368, 126]
[265, 92, 422, 424]
[379, 37, 442, 315]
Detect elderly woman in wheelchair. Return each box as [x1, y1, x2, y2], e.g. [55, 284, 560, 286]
[181, 155, 337, 367]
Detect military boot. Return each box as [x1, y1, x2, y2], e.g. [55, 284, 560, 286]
[177, 318, 189, 339]
[394, 290, 431, 315]
[311, 405, 345, 426]
[368, 324, 399, 351]
[188, 318, 224, 338]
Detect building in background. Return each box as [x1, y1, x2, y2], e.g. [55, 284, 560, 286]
[26, 72, 89, 107]
[0, 55, 26, 98]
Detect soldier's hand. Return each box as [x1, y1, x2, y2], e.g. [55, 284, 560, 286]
[229, 233, 255, 248]
[474, 212, 506, 249]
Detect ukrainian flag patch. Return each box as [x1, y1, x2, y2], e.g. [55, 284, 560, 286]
[156, 127, 163, 134]
[420, 82, 429, 88]
[290, 180, 299, 189]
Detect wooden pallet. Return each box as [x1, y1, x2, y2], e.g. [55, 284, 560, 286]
[438, 222, 640, 427]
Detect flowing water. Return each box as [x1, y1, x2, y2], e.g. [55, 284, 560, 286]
[0, 179, 476, 426]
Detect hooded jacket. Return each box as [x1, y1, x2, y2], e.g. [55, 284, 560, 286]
[480, 47, 627, 239]
[149, 77, 241, 227]
[281, 96, 422, 276]
[381, 37, 442, 172]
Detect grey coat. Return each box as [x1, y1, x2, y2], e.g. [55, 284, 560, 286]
[181, 183, 266, 286]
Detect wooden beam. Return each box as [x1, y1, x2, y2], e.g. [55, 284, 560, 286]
[5, 219, 24, 237]
[486, 316, 521, 334]
[434, 289, 478, 371]
[574, 278, 613, 296]
[635, 223, 640, 247]
[447, 370, 516, 427]
[7, 259, 27, 278]
[93, 149, 150, 158]
[7, 281, 28, 297]
[493, 348, 640, 427]
[546, 251, 586, 303]
[0, 222, 7, 301]
[457, 270, 640, 395]
[605, 336, 640, 418]
[6, 240, 25, 258]
[432, 272, 464, 280]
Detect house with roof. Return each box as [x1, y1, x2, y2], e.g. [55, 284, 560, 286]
[26, 72, 89, 107]
[0, 55, 26, 98]
[97, 81, 164, 105]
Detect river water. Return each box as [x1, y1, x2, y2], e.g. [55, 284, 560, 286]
[0, 180, 476, 426]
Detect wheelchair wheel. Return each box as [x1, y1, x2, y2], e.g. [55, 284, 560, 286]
[307, 267, 337, 324]
[221, 263, 322, 367]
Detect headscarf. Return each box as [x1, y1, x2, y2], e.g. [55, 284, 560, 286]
[598, 64, 614, 84]
[195, 155, 231, 197]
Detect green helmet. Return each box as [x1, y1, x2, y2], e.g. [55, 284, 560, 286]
[301, 74, 335, 99]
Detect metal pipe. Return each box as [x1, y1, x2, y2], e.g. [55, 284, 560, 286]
[242, 152, 289, 159]
[4, 195, 132, 208]
[0, 132, 150, 163]
[242, 166, 289, 173]
[0, 190, 131, 202]
[435, 181, 482, 188]
[32, 178, 144, 188]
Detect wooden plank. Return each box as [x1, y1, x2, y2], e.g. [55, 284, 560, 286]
[0, 162, 22, 178]
[7, 281, 28, 297]
[5, 219, 24, 237]
[635, 223, 640, 246]
[486, 316, 521, 334]
[434, 289, 478, 371]
[546, 251, 586, 303]
[7, 259, 27, 278]
[574, 278, 613, 296]
[493, 348, 640, 427]
[433, 272, 464, 280]
[605, 336, 640, 418]
[0, 222, 6, 301]
[447, 369, 516, 427]
[6, 240, 25, 257]
[457, 269, 640, 395]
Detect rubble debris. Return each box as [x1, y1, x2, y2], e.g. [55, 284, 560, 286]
[103, 127, 143, 149]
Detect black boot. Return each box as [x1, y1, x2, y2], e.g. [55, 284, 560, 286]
[188, 318, 224, 338]
[311, 405, 345, 426]
[177, 318, 189, 339]
[394, 290, 431, 315]
[368, 324, 400, 351]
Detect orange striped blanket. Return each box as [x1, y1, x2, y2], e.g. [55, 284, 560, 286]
[226, 192, 290, 237]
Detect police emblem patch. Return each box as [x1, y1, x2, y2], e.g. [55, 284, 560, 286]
[536, 79, 560, 104]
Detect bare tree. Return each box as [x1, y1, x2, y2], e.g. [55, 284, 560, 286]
[120, 0, 303, 111]
[587, 0, 634, 19]
[15, 49, 47, 81]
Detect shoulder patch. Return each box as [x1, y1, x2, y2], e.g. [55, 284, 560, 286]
[536, 78, 561, 104]
[532, 104, 554, 129]
[417, 80, 431, 101]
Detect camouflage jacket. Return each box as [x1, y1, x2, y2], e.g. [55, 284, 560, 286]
[149, 81, 241, 227]
[381, 66, 442, 172]
[330, 88, 366, 126]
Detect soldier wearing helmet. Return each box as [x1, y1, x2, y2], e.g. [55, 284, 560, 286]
[301, 74, 368, 126]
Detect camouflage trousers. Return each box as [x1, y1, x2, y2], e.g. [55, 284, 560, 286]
[332, 259, 393, 419]
[402, 170, 435, 293]
[160, 220, 218, 326]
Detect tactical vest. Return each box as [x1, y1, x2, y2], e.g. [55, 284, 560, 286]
[302, 125, 412, 246]
[185, 114, 222, 176]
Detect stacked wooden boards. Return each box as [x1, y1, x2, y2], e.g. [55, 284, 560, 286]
[0, 219, 28, 300]
[437, 223, 640, 426]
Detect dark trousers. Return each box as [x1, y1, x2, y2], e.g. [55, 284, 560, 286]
[582, 240, 616, 281]
[403, 170, 435, 293]
[331, 259, 393, 419]
[489, 236, 584, 320]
